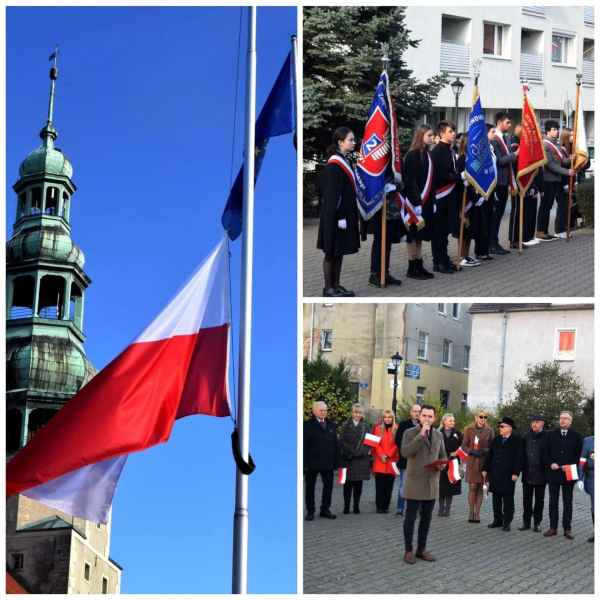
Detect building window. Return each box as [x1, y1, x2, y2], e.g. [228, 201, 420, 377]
[483, 22, 506, 57]
[416, 387, 426, 405]
[417, 331, 429, 360]
[442, 339, 452, 366]
[84, 562, 91, 581]
[440, 390, 450, 409]
[102, 577, 108, 594]
[552, 34, 573, 65]
[461, 393, 468, 409]
[45, 186, 59, 215]
[555, 329, 576, 361]
[12, 553, 24, 570]
[320, 329, 333, 352]
[452, 304, 460, 319]
[437, 303, 446, 315]
[464, 345, 470, 370]
[31, 187, 42, 214]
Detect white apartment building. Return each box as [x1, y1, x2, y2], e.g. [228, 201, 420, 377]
[404, 6, 594, 151]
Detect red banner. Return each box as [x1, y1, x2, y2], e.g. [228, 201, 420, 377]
[517, 86, 547, 194]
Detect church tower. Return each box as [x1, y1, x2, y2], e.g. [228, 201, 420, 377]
[6, 57, 122, 594]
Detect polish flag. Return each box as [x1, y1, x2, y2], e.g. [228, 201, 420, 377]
[6, 239, 231, 523]
[456, 447, 469, 461]
[579, 457, 587, 466]
[337, 468, 347, 485]
[363, 433, 381, 448]
[447, 459, 461, 484]
[391, 462, 400, 476]
[563, 464, 579, 481]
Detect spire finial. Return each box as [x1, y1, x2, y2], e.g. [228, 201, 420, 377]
[41, 46, 59, 146]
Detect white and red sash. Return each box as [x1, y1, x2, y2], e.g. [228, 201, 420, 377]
[327, 153, 357, 192]
[494, 132, 517, 193]
[434, 181, 456, 200]
[543, 138, 564, 163]
[399, 152, 433, 226]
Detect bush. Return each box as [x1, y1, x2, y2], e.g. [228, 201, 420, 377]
[395, 398, 481, 432]
[576, 176, 594, 228]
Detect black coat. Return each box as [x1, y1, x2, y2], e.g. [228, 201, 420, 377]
[338, 419, 371, 481]
[484, 434, 523, 495]
[431, 141, 460, 233]
[439, 428, 463, 497]
[402, 149, 434, 241]
[317, 153, 360, 257]
[543, 428, 584, 484]
[521, 430, 547, 486]
[304, 417, 339, 471]
[395, 419, 418, 470]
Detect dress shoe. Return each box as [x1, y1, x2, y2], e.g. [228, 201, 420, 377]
[564, 530, 574, 540]
[395, 510, 404, 517]
[416, 259, 435, 279]
[386, 273, 402, 286]
[490, 245, 510, 255]
[343, 507, 350, 515]
[322, 287, 345, 297]
[353, 507, 360, 514]
[533, 524, 541, 532]
[305, 513, 314, 521]
[433, 263, 454, 274]
[518, 524, 530, 531]
[416, 550, 435, 561]
[488, 522, 502, 528]
[543, 528, 557, 537]
[472, 519, 481, 523]
[376, 508, 386, 514]
[336, 285, 355, 297]
[476, 254, 494, 261]
[319, 510, 336, 519]
[403, 551, 416, 565]
[588, 535, 594, 543]
[369, 274, 385, 288]
[502, 525, 511, 532]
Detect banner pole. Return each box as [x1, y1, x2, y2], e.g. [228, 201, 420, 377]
[380, 197, 387, 287]
[567, 75, 581, 241]
[518, 188, 524, 254]
[457, 187, 467, 269]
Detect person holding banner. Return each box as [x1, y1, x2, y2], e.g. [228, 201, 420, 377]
[371, 410, 399, 513]
[438, 414, 463, 516]
[317, 127, 360, 297]
[543, 411, 583, 539]
[339, 404, 372, 515]
[402, 124, 436, 279]
[481, 417, 522, 532]
[431, 121, 460, 273]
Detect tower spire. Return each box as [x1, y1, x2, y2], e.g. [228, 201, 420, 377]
[41, 46, 59, 147]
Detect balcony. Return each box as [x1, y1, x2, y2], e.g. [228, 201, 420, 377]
[440, 41, 471, 74]
[583, 60, 594, 84]
[522, 6, 545, 18]
[584, 7, 594, 26]
[520, 53, 543, 82]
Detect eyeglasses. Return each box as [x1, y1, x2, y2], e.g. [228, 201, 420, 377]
[478, 415, 487, 419]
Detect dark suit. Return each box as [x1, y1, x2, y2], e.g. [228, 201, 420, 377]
[484, 434, 523, 526]
[544, 428, 583, 530]
[521, 429, 547, 527]
[304, 417, 339, 515]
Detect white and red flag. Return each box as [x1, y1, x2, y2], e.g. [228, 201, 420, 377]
[447, 458, 461, 484]
[563, 464, 579, 481]
[363, 433, 381, 448]
[391, 462, 400, 476]
[6, 239, 231, 522]
[456, 447, 469, 461]
[337, 468, 347, 485]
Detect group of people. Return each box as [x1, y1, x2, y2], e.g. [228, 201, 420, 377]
[304, 401, 594, 564]
[317, 114, 588, 297]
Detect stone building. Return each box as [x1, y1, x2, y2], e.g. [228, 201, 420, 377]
[303, 303, 472, 415]
[6, 61, 122, 594]
[467, 303, 594, 408]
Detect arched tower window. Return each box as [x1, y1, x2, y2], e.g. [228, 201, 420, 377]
[27, 408, 58, 444]
[31, 187, 42, 215]
[38, 275, 66, 319]
[61, 191, 70, 220]
[9, 275, 35, 319]
[17, 193, 27, 219]
[70, 282, 84, 330]
[6, 409, 22, 454]
[45, 186, 59, 215]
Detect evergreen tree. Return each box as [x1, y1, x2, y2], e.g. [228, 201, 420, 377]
[303, 6, 448, 162]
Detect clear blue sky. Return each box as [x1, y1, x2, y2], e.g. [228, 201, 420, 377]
[6, 6, 297, 594]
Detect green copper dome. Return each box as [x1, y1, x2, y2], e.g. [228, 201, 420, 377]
[19, 141, 73, 180]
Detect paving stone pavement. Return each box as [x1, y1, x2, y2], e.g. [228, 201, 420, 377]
[303, 212, 594, 297]
[303, 476, 594, 594]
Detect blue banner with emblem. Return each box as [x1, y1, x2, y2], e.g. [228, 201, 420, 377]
[465, 90, 497, 199]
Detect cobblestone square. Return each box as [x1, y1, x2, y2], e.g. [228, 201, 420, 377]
[303, 476, 594, 594]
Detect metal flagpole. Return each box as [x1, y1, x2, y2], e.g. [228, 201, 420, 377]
[232, 6, 256, 594]
[567, 73, 581, 241]
[380, 44, 390, 288]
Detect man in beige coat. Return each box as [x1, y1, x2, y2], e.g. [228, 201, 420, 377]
[401, 404, 447, 564]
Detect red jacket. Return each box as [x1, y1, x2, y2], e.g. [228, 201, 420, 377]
[371, 423, 399, 475]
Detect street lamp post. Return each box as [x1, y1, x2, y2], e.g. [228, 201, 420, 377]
[450, 77, 464, 128]
[388, 351, 403, 416]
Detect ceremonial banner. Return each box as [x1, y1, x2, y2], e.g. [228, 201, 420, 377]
[563, 464, 579, 481]
[337, 468, 347, 485]
[363, 432, 381, 448]
[517, 85, 547, 194]
[447, 458, 461, 484]
[573, 86, 589, 171]
[356, 70, 397, 220]
[465, 89, 497, 198]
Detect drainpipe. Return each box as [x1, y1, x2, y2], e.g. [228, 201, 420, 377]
[309, 303, 315, 361]
[497, 312, 508, 406]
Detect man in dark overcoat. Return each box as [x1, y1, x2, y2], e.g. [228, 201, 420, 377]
[394, 403, 421, 516]
[304, 401, 339, 520]
[519, 415, 547, 532]
[578, 434, 594, 543]
[482, 417, 522, 531]
[543, 411, 583, 539]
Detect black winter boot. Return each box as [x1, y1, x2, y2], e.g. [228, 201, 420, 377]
[417, 258, 434, 279]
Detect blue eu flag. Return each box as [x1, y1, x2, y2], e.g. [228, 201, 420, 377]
[222, 51, 296, 240]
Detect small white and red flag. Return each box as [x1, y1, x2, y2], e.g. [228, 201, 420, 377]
[563, 464, 579, 481]
[456, 447, 469, 461]
[337, 468, 347, 485]
[447, 459, 461, 484]
[474, 435, 480, 449]
[363, 433, 381, 448]
[391, 462, 400, 476]
[579, 457, 587, 466]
